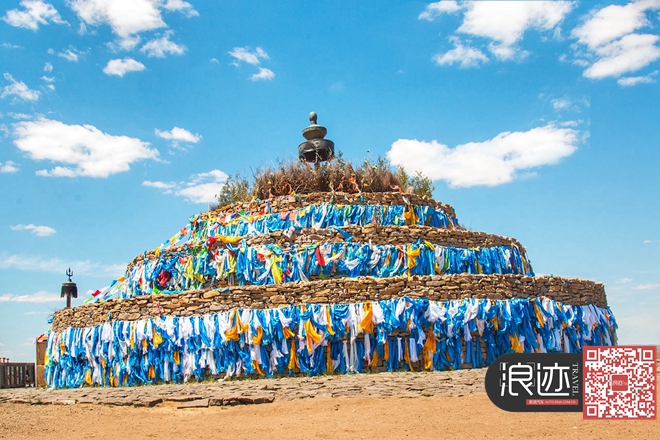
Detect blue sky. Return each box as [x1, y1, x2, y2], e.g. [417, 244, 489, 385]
[0, 1, 659, 362]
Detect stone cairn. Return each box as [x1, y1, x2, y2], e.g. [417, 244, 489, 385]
[45, 114, 617, 389]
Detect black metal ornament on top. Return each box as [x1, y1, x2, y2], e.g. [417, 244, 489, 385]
[298, 112, 335, 163]
[60, 267, 77, 308]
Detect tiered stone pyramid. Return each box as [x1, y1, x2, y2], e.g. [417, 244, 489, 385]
[45, 115, 617, 389]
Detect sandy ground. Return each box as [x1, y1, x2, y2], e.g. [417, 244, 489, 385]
[1, 395, 658, 440]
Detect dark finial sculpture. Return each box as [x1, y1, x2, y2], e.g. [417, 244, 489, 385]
[298, 112, 335, 163]
[61, 267, 78, 308]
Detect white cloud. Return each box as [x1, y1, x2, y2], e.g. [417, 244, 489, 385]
[551, 98, 571, 111]
[1, 0, 66, 30]
[68, 0, 196, 47]
[418, 1, 462, 21]
[0, 253, 124, 277]
[8, 112, 32, 120]
[229, 46, 269, 66]
[41, 76, 55, 83]
[10, 224, 55, 236]
[1, 43, 23, 49]
[210, 58, 219, 64]
[12, 117, 159, 178]
[155, 126, 201, 147]
[23, 311, 46, 315]
[58, 47, 85, 62]
[68, 0, 165, 39]
[458, 1, 573, 46]
[572, 1, 660, 79]
[618, 70, 658, 86]
[162, 0, 199, 17]
[487, 42, 529, 61]
[144, 169, 229, 204]
[572, 1, 658, 50]
[1, 73, 40, 102]
[229, 46, 275, 80]
[140, 30, 186, 58]
[107, 35, 141, 51]
[583, 33, 660, 79]
[0, 291, 61, 303]
[433, 37, 488, 68]
[631, 283, 660, 290]
[0, 161, 19, 173]
[616, 277, 634, 284]
[142, 180, 174, 190]
[250, 67, 275, 81]
[10, 224, 56, 236]
[43, 62, 53, 72]
[387, 123, 579, 188]
[422, 1, 572, 62]
[103, 58, 146, 76]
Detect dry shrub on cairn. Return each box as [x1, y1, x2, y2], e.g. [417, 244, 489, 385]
[215, 153, 434, 209]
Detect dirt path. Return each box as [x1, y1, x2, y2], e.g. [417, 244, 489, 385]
[1, 368, 657, 439]
[1, 395, 658, 440]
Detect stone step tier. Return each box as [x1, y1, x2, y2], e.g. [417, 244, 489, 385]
[52, 273, 607, 332]
[128, 225, 528, 268]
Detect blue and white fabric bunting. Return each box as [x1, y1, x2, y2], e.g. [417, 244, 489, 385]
[166, 203, 458, 251]
[44, 296, 616, 389]
[122, 241, 534, 298]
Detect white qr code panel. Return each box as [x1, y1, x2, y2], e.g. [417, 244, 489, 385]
[583, 346, 657, 420]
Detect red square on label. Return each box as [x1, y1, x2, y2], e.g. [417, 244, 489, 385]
[611, 374, 628, 391]
[583, 346, 657, 420]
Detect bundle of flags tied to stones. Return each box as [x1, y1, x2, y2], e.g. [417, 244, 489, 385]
[44, 116, 617, 389]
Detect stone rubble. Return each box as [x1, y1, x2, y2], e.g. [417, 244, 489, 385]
[0, 368, 488, 408]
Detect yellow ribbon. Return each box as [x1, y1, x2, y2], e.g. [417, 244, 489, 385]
[252, 326, 264, 345]
[360, 302, 375, 334]
[509, 334, 524, 353]
[405, 245, 421, 274]
[533, 302, 545, 328]
[252, 360, 265, 376]
[326, 343, 333, 373]
[287, 340, 299, 371]
[369, 349, 380, 368]
[422, 329, 437, 370]
[282, 326, 296, 339]
[304, 320, 322, 354]
[325, 307, 335, 336]
[403, 339, 414, 371]
[271, 257, 283, 284]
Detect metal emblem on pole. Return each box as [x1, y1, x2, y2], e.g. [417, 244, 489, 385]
[61, 268, 78, 308]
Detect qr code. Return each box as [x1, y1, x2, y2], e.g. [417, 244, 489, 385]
[583, 346, 657, 420]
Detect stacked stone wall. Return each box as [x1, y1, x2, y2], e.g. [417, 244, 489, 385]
[52, 274, 607, 332]
[128, 226, 527, 268]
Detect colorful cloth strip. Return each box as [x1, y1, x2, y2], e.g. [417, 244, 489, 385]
[122, 241, 533, 298]
[164, 203, 458, 251]
[44, 297, 616, 389]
